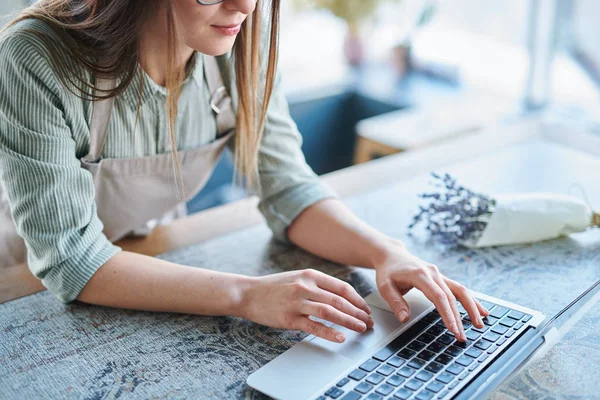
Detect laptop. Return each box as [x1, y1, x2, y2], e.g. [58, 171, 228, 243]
[247, 271, 600, 400]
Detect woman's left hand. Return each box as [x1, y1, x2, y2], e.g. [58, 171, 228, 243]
[373, 241, 490, 342]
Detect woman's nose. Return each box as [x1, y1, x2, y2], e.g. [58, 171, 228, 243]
[223, 0, 257, 15]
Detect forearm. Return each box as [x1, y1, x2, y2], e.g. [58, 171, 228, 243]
[287, 198, 403, 269]
[77, 251, 254, 316]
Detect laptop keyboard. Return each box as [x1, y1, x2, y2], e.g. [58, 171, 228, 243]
[316, 299, 532, 400]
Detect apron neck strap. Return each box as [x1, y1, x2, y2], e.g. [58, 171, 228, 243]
[84, 55, 235, 162]
[85, 78, 117, 162]
[203, 55, 236, 135]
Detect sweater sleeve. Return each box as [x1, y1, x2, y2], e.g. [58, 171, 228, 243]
[0, 26, 120, 303]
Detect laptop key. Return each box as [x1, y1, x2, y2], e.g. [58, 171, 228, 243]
[372, 348, 395, 362]
[416, 389, 435, 400]
[468, 363, 478, 372]
[496, 337, 507, 346]
[489, 306, 509, 319]
[366, 394, 383, 400]
[360, 359, 381, 372]
[499, 318, 516, 328]
[455, 355, 473, 367]
[453, 339, 472, 349]
[436, 372, 454, 384]
[376, 384, 395, 396]
[340, 392, 362, 400]
[491, 325, 509, 335]
[482, 316, 499, 326]
[415, 370, 434, 382]
[478, 354, 489, 363]
[348, 369, 368, 381]
[522, 314, 532, 322]
[514, 322, 524, 330]
[317, 396, 327, 400]
[326, 387, 345, 398]
[435, 354, 453, 365]
[427, 342, 446, 353]
[408, 358, 427, 369]
[458, 371, 470, 381]
[477, 299, 495, 311]
[507, 310, 524, 320]
[366, 373, 385, 385]
[398, 348, 417, 359]
[377, 364, 395, 376]
[465, 330, 481, 341]
[419, 333, 437, 344]
[437, 335, 454, 345]
[465, 348, 482, 358]
[337, 377, 350, 387]
[398, 366, 417, 378]
[355, 382, 374, 394]
[418, 350, 437, 361]
[487, 345, 498, 354]
[449, 380, 459, 389]
[425, 362, 444, 373]
[427, 326, 445, 336]
[483, 332, 501, 342]
[387, 356, 406, 368]
[437, 390, 449, 399]
[446, 364, 464, 375]
[505, 330, 516, 338]
[393, 388, 412, 399]
[423, 312, 441, 324]
[408, 341, 427, 352]
[425, 381, 445, 393]
[445, 345, 463, 357]
[474, 340, 492, 351]
[387, 375, 406, 387]
[405, 379, 424, 391]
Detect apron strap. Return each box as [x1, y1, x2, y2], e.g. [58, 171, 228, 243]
[84, 78, 117, 163]
[203, 55, 236, 135]
[84, 55, 235, 163]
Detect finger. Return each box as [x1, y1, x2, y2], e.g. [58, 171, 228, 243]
[414, 273, 459, 337]
[444, 277, 486, 329]
[474, 297, 491, 317]
[301, 301, 367, 333]
[312, 271, 372, 315]
[296, 316, 346, 343]
[433, 274, 466, 341]
[308, 288, 374, 329]
[378, 280, 411, 323]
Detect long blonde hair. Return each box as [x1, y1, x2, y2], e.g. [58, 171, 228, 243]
[4, 0, 280, 193]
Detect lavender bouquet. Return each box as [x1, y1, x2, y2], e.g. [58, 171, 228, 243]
[409, 173, 600, 248]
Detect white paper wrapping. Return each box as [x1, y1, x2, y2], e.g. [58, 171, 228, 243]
[465, 193, 593, 248]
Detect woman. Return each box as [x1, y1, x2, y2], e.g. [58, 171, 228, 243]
[0, 0, 488, 344]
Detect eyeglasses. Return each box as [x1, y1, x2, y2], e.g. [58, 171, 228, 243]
[196, 0, 226, 4]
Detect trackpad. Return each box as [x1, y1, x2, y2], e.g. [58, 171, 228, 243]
[309, 305, 403, 361]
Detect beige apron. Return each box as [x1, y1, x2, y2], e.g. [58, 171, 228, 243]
[0, 55, 236, 267]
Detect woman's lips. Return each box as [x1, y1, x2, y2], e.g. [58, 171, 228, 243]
[211, 24, 241, 36]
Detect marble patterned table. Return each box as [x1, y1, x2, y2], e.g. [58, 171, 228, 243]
[1, 138, 600, 399]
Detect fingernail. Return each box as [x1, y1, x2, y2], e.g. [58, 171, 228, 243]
[335, 333, 345, 343]
[368, 317, 375, 327]
[357, 322, 367, 332]
[478, 317, 484, 326]
[398, 311, 409, 322]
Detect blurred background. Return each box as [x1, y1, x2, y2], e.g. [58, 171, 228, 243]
[2, 0, 600, 212]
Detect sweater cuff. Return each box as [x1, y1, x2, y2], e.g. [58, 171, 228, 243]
[259, 181, 339, 244]
[41, 237, 121, 304]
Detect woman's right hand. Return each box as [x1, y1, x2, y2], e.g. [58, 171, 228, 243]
[239, 269, 374, 343]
